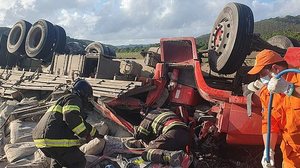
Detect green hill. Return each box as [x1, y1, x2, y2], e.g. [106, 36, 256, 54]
[254, 15, 300, 40]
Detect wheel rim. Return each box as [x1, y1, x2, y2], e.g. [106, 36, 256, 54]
[210, 20, 231, 56]
[9, 25, 22, 46]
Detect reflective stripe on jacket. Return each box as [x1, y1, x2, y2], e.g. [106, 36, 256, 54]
[34, 139, 81, 148]
[32, 94, 98, 148]
[134, 109, 187, 143]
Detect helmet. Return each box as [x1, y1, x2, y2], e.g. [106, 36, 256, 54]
[72, 79, 93, 100]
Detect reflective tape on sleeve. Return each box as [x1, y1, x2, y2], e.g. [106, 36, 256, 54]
[47, 105, 62, 113]
[90, 127, 96, 137]
[72, 121, 86, 135]
[62, 105, 80, 113]
[138, 126, 150, 136]
[34, 139, 81, 148]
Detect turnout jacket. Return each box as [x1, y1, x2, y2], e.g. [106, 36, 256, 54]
[32, 94, 97, 148]
[134, 109, 188, 143]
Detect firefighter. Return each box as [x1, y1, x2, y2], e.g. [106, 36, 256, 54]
[32, 79, 100, 168]
[248, 49, 300, 167]
[133, 108, 190, 167]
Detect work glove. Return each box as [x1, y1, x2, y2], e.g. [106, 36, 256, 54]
[248, 80, 264, 92]
[261, 148, 275, 168]
[267, 77, 294, 96]
[243, 80, 263, 97]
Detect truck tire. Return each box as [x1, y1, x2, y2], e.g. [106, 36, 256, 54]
[65, 42, 85, 54]
[7, 20, 32, 55]
[0, 34, 18, 67]
[267, 35, 294, 49]
[208, 2, 254, 74]
[54, 25, 66, 53]
[85, 42, 104, 54]
[290, 38, 300, 47]
[85, 42, 116, 58]
[25, 19, 56, 60]
[106, 46, 116, 58]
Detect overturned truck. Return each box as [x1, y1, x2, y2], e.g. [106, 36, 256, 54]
[1, 2, 300, 168]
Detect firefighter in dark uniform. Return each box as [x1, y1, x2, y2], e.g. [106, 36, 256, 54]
[134, 109, 190, 167]
[32, 79, 100, 168]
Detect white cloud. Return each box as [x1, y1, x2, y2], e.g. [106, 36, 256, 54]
[0, 0, 299, 45]
[20, 0, 36, 10]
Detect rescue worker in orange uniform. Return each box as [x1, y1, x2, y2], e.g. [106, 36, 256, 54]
[32, 79, 101, 168]
[248, 49, 300, 168]
[133, 108, 190, 167]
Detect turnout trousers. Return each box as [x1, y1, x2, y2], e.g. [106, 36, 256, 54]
[40, 146, 86, 168]
[141, 127, 190, 164]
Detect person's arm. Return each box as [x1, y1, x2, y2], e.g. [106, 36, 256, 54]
[260, 97, 283, 167]
[263, 133, 278, 151]
[63, 98, 98, 139]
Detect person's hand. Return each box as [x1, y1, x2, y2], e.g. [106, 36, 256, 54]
[261, 148, 275, 168]
[268, 77, 294, 96]
[244, 80, 264, 96]
[248, 80, 264, 92]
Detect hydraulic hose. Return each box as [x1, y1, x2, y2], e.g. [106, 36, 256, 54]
[266, 68, 300, 163]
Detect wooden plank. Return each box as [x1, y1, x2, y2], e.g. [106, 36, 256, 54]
[9, 85, 55, 91]
[93, 90, 119, 98]
[90, 83, 136, 90]
[86, 78, 142, 86]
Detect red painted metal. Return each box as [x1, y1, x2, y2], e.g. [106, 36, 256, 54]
[160, 37, 198, 64]
[92, 100, 134, 133]
[226, 134, 264, 145]
[224, 103, 263, 144]
[153, 63, 165, 79]
[194, 61, 232, 102]
[146, 63, 167, 106]
[161, 37, 234, 102]
[199, 121, 215, 139]
[284, 47, 300, 68]
[107, 97, 143, 110]
[169, 84, 201, 106]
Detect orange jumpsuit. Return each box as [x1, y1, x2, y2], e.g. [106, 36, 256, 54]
[260, 73, 300, 168]
[260, 86, 285, 135]
[280, 73, 300, 168]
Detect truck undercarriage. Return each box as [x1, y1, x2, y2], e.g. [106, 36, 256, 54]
[0, 2, 300, 168]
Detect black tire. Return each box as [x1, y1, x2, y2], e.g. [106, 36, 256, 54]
[65, 42, 85, 54]
[85, 42, 104, 54]
[267, 35, 294, 49]
[85, 42, 116, 58]
[0, 34, 18, 67]
[208, 2, 254, 74]
[7, 20, 32, 55]
[54, 25, 66, 53]
[105, 45, 116, 58]
[290, 38, 300, 47]
[25, 19, 56, 59]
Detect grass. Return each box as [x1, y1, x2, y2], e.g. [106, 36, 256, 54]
[116, 52, 143, 59]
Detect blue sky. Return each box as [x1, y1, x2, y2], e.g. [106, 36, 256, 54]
[0, 0, 299, 46]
